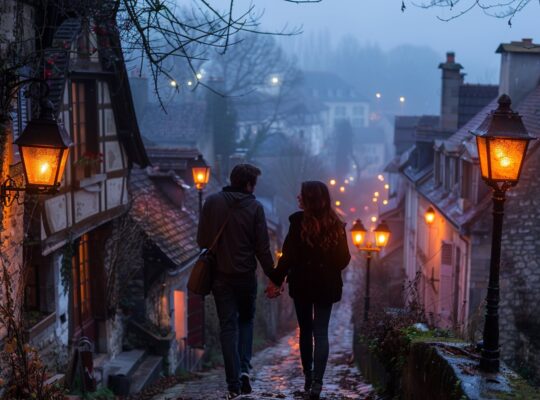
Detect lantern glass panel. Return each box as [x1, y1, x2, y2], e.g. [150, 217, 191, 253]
[20, 146, 63, 187]
[488, 138, 528, 181]
[476, 136, 489, 180]
[352, 231, 365, 247]
[425, 210, 435, 224]
[192, 166, 210, 189]
[375, 230, 390, 248]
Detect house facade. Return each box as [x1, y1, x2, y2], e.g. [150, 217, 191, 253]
[9, 14, 150, 386]
[400, 39, 540, 383]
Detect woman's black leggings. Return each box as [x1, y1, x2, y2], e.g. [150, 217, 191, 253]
[294, 299, 333, 383]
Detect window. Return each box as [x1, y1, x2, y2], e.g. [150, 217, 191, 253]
[24, 247, 54, 315]
[434, 152, 441, 186]
[353, 105, 364, 116]
[444, 156, 451, 190]
[71, 80, 99, 180]
[72, 234, 92, 330]
[461, 161, 473, 201]
[334, 106, 346, 117]
[351, 117, 365, 128]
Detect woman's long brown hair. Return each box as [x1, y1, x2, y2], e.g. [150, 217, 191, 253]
[300, 181, 344, 249]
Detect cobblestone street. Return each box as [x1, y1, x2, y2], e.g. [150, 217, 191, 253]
[152, 267, 377, 400]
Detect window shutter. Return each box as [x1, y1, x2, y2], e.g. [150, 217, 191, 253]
[187, 292, 205, 348]
[11, 88, 30, 140]
[439, 242, 454, 326]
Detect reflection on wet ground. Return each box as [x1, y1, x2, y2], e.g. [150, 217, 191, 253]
[152, 268, 378, 400]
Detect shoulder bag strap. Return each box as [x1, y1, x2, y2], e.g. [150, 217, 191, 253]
[207, 206, 234, 252]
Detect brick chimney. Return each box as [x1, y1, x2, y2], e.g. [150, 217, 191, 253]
[438, 52, 464, 133]
[496, 38, 540, 104]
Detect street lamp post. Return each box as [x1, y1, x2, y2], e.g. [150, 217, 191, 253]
[471, 94, 536, 373]
[191, 154, 211, 214]
[350, 219, 391, 321]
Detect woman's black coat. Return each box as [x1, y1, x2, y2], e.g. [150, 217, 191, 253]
[270, 211, 351, 304]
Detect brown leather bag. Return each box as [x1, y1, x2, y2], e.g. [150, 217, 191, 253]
[187, 210, 233, 296]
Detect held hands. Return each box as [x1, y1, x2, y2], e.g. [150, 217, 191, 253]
[265, 281, 283, 299]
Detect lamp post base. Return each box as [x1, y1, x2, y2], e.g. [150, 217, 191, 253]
[480, 350, 500, 373]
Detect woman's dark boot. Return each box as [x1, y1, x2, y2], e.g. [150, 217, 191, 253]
[310, 381, 322, 399]
[304, 371, 313, 392]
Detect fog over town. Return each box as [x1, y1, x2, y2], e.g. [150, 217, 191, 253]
[1, 1, 540, 399]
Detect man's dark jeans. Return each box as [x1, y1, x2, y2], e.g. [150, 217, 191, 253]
[212, 273, 257, 393]
[294, 300, 333, 383]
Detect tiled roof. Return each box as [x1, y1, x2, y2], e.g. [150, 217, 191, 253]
[458, 84, 499, 128]
[395, 116, 421, 128]
[129, 167, 200, 268]
[138, 101, 207, 145]
[301, 71, 368, 102]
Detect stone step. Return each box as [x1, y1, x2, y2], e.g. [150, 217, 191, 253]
[129, 355, 163, 394]
[105, 349, 146, 378]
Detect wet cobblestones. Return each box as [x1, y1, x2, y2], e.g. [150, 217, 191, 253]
[152, 268, 377, 400]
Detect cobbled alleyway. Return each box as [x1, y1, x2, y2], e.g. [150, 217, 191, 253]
[152, 266, 377, 400]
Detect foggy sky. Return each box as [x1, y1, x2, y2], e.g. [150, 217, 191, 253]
[235, 0, 538, 84]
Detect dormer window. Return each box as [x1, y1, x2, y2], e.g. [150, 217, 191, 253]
[444, 156, 451, 190]
[434, 151, 441, 186]
[461, 160, 473, 201]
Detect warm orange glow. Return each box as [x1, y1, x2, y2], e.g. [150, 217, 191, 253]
[339, 186, 345, 193]
[20, 146, 68, 187]
[174, 291, 186, 341]
[374, 191, 379, 197]
[384, 184, 390, 190]
[377, 174, 384, 181]
[374, 221, 391, 248]
[335, 200, 341, 207]
[344, 179, 350, 184]
[371, 216, 377, 223]
[383, 200, 388, 205]
[353, 232, 364, 246]
[372, 197, 377, 203]
[192, 165, 210, 190]
[425, 207, 436, 224]
[477, 136, 528, 182]
[350, 219, 367, 247]
[330, 179, 336, 186]
[489, 138, 527, 181]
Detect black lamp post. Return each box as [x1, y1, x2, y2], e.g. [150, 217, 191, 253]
[191, 154, 210, 214]
[1, 98, 72, 206]
[471, 94, 536, 373]
[350, 219, 391, 321]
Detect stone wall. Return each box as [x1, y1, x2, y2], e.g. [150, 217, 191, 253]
[499, 144, 540, 384]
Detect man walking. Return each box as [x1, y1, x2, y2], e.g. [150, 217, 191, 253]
[197, 164, 276, 399]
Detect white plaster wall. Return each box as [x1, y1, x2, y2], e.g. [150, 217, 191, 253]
[54, 250, 70, 349]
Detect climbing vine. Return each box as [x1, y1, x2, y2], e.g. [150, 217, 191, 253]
[60, 238, 74, 295]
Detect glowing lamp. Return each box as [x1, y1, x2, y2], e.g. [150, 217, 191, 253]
[335, 200, 341, 207]
[330, 179, 336, 186]
[191, 155, 211, 190]
[339, 186, 345, 193]
[15, 99, 72, 189]
[425, 206, 436, 224]
[350, 219, 367, 247]
[374, 220, 391, 248]
[472, 95, 536, 185]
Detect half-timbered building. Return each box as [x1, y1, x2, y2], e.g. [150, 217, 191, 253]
[18, 16, 149, 383]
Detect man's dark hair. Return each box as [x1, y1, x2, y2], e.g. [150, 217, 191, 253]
[230, 164, 261, 189]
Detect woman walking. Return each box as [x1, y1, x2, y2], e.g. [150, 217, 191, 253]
[266, 181, 351, 400]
